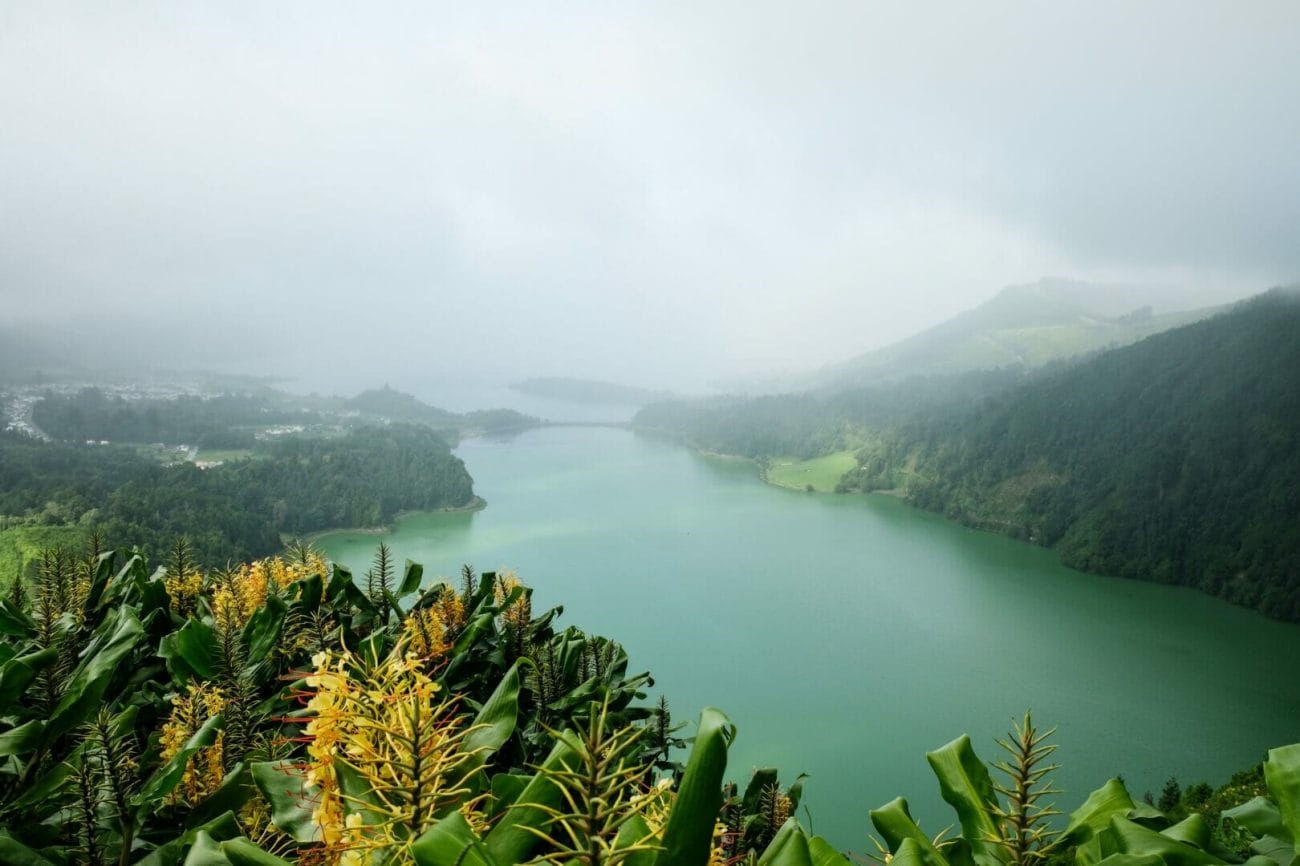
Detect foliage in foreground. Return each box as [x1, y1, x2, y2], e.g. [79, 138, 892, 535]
[1, 539, 1298, 866]
[871, 725, 1300, 866]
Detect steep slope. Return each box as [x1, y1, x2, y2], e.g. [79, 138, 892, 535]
[844, 288, 1300, 620]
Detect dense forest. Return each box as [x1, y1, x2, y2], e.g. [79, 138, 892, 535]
[841, 290, 1300, 620]
[0, 424, 475, 567]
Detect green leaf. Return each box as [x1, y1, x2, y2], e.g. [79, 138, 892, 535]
[290, 572, 323, 610]
[759, 819, 813, 866]
[243, 594, 288, 666]
[135, 713, 224, 812]
[488, 773, 531, 816]
[0, 598, 34, 637]
[1092, 856, 1166, 866]
[400, 559, 425, 596]
[250, 760, 320, 843]
[0, 830, 57, 866]
[1264, 744, 1300, 850]
[743, 768, 780, 814]
[0, 647, 57, 713]
[1065, 779, 1139, 844]
[1247, 835, 1295, 865]
[870, 797, 950, 866]
[44, 606, 144, 743]
[925, 735, 1005, 866]
[655, 707, 737, 866]
[0, 719, 45, 757]
[119, 559, 171, 617]
[1106, 816, 1225, 866]
[485, 737, 579, 862]
[412, 809, 501, 866]
[159, 618, 220, 683]
[135, 811, 243, 866]
[1223, 797, 1287, 841]
[787, 773, 810, 813]
[183, 831, 295, 866]
[809, 835, 854, 866]
[327, 563, 374, 614]
[1076, 832, 1109, 866]
[464, 662, 522, 775]
[1162, 814, 1212, 850]
[894, 838, 940, 866]
[335, 759, 385, 831]
[82, 550, 117, 616]
[6, 705, 138, 817]
[616, 814, 661, 866]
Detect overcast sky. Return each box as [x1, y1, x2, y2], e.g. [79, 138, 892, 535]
[3, 2, 1298, 394]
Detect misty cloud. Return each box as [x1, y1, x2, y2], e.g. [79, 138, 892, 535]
[2, 1, 1297, 393]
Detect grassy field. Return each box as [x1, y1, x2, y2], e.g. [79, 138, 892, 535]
[0, 524, 87, 588]
[764, 450, 858, 492]
[194, 448, 255, 463]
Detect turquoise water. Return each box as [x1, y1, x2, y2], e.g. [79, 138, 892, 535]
[318, 426, 1300, 849]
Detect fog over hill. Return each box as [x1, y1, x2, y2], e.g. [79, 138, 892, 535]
[716, 278, 1232, 394]
[4, 4, 1297, 393]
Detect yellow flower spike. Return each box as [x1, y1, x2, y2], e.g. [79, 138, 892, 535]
[164, 568, 204, 616]
[301, 639, 481, 865]
[157, 683, 228, 806]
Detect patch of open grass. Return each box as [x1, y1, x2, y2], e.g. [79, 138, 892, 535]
[765, 450, 858, 492]
[0, 524, 87, 589]
[194, 448, 255, 463]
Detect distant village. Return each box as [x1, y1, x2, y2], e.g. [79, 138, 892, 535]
[1, 379, 311, 469]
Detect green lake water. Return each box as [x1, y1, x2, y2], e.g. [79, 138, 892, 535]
[317, 425, 1300, 849]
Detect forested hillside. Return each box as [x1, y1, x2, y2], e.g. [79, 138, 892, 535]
[344, 384, 462, 424]
[843, 290, 1300, 620]
[634, 281, 1222, 459]
[635, 368, 1029, 459]
[0, 424, 475, 568]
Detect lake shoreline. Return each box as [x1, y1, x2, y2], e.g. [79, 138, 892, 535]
[301, 495, 487, 544]
[315, 423, 1300, 850]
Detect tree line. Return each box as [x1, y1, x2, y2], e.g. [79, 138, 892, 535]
[636, 289, 1300, 621]
[0, 423, 475, 567]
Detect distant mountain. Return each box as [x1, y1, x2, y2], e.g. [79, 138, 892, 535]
[844, 287, 1300, 621]
[509, 377, 675, 406]
[744, 278, 1225, 393]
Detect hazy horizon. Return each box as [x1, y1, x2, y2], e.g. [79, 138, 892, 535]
[4, 3, 1298, 393]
